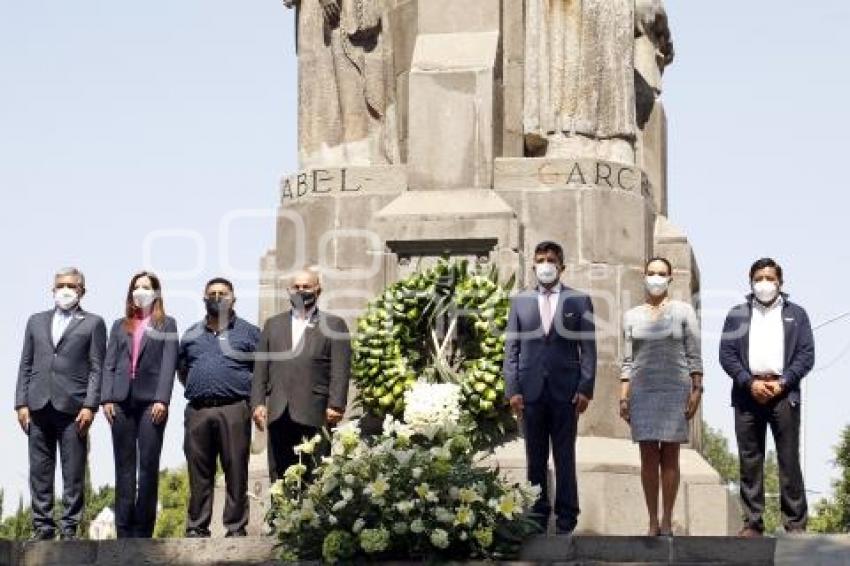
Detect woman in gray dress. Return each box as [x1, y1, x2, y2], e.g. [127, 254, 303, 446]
[620, 257, 704, 536]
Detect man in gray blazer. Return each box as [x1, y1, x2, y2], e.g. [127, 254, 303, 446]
[251, 268, 351, 481]
[503, 241, 597, 535]
[15, 267, 107, 540]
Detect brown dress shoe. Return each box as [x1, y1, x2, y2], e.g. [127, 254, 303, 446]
[738, 526, 764, 538]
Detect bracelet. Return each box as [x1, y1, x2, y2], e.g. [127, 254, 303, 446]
[619, 398, 629, 404]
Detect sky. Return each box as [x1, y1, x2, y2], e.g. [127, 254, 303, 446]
[1, 0, 849, 514]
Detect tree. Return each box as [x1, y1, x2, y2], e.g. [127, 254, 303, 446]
[810, 425, 850, 533]
[154, 467, 190, 538]
[78, 465, 115, 539]
[0, 466, 115, 541]
[0, 495, 33, 541]
[700, 422, 739, 485]
[762, 451, 781, 533]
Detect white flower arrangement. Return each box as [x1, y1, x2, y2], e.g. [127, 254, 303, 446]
[267, 401, 541, 563]
[402, 381, 462, 439]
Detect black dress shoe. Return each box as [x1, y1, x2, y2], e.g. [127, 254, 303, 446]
[59, 532, 78, 541]
[737, 526, 764, 538]
[30, 530, 55, 541]
[225, 528, 247, 538]
[185, 528, 211, 538]
[555, 519, 576, 536]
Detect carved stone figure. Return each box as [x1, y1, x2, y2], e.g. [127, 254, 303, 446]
[635, 0, 674, 94]
[285, 0, 398, 168]
[634, 0, 674, 127]
[523, 0, 637, 164]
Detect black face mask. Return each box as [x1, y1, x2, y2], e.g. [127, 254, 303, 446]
[205, 298, 232, 318]
[290, 290, 317, 312]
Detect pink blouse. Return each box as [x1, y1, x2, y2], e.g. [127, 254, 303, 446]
[131, 313, 152, 377]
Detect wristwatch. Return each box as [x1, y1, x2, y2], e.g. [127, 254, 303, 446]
[691, 385, 704, 393]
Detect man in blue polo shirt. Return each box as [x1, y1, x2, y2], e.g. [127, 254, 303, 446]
[178, 277, 260, 538]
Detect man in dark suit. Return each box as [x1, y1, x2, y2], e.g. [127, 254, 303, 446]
[15, 267, 107, 540]
[720, 258, 814, 537]
[251, 268, 351, 481]
[503, 241, 597, 535]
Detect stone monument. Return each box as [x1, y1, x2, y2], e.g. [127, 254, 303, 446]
[255, 0, 739, 536]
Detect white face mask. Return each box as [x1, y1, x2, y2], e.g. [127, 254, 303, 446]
[54, 288, 79, 311]
[132, 288, 157, 310]
[752, 280, 779, 304]
[645, 275, 670, 297]
[534, 262, 559, 286]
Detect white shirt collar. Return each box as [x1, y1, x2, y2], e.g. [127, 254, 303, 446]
[55, 306, 79, 318]
[291, 307, 317, 321]
[537, 283, 562, 295]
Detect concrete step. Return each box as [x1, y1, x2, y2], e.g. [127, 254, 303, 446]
[1, 535, 847, 565]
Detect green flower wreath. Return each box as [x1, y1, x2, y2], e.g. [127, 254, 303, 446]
[351, 259, 517, 445]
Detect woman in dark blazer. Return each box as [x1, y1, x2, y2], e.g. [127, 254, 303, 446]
[101, 271, 178, 538]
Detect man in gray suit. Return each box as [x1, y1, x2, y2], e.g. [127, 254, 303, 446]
[503, 241, 597, 535]
[15, 267, 107, 540]
[251, 268, 351, 481]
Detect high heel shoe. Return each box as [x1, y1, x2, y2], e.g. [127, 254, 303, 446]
[647, 526, 661, 536]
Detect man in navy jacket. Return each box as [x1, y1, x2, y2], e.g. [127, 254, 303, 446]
[503, 241, 597, 535]
[720, 258, 814, 536]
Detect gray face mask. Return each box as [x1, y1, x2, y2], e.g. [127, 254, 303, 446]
[204, 297, 232, 317]
[290, 290, 317, 311]
[534, 262, 559, 286]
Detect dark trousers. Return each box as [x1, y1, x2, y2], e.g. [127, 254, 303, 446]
[111, 399, 166, 538]
[183, 400, 251, 534]
[267, 409, 319, 482]
[28, 403, 87, 536]
[523, 391, 580, 531]
[735, 396, 808, 531]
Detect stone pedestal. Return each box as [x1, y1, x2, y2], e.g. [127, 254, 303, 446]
[487, 437, 741, 536]
[261, 155, 722, 535]
[258, 0, 734, 540]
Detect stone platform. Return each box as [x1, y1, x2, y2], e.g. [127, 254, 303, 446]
[486, 437, 741, 536]
[3, 535, 849, 566]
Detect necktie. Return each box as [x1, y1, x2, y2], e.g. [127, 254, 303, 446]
[541, 289, 553, 335]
